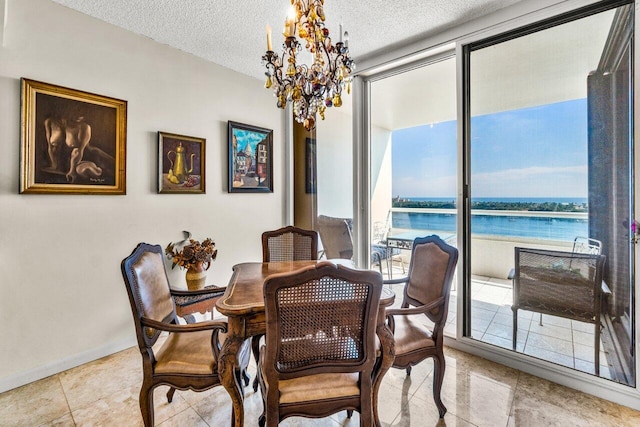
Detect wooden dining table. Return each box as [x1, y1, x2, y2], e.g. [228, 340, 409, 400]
[215, 260, 395, 427]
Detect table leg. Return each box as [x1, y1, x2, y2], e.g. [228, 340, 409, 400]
[373, 320, 395, 427]
[386, 240, 392, 279]
[218, 329, 246, 427]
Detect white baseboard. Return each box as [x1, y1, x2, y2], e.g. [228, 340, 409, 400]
[0, 337, 137, 394]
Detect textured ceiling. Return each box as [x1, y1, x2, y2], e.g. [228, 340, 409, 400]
[50, 0, 525, 81]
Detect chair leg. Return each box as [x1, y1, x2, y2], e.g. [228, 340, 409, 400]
[539, 313, 543, 326]
[265, 406, 279, 427]
[242, 369, 250, 387]
[139, 382, 154, 427]
[512, 307, 518, 351]
[360, 405, 373, 427]
[433, 353, 447, 418]
[398, 255, 405, 274]
[373, 252, 383, 275]
[595, 321, 601, 376]
[347, 409, 354, 418]
[406, 366, 412, 376]
[252, 334, 263, 392]
[258, 359, 268, 427]
[166, 387, 176, 403]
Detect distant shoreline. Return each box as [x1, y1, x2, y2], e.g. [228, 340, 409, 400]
[392, 197, 588, 212]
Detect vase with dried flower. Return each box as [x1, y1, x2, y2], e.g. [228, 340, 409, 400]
[165, 237, 218, 290]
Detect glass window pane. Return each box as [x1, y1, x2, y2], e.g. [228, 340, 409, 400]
[467, 4, 634, 385]
[370, 57, 458, 337]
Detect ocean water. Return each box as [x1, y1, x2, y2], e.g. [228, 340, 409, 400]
[392, 197, 588, 241]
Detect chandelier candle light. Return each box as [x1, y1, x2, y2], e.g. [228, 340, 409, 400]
[262, 0, 355, 130]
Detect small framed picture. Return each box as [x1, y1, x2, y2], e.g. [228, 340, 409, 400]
[158, 131, 205, 194]
[228, 121, 273, 193]
[20, 78, 127, 194]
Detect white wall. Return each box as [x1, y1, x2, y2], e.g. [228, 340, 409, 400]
[471, 236, 572, 278]
[370, 125, 393, 231]
[0, 0, 285, 392]
[316, 109, 353, 219]
[315, 107, 392, 237]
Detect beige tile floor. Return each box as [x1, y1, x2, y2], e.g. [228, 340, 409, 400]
[2, 341, 640, 427]
[2, 263, 636, 426]
[441, 276, 611, 379]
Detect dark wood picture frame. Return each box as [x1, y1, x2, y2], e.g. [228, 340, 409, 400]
[228, 121, 273, 193]
[158, 131, 206, 194]
[20, 78, 127, 194]
[305, 137, 317, 194]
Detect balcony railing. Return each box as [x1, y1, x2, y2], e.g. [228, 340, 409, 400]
[388, 207, 587, 278]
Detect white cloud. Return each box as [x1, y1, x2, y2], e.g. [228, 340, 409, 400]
[472, 165, 587, 197]
[394, 174, 457, 197]
[393, 165, 588, 198]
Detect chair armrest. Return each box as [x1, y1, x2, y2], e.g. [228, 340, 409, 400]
[141, 317, 228, 360]
[382, 277, 408, 286]
[170, 284, 226, 297]
[141, 317, 228, 334]
[386, 296, 445, 318]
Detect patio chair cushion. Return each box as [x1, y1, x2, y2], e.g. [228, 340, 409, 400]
[371, 244, 400, 263]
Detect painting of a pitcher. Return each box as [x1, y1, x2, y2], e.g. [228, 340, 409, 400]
[158, 131, 206, 194]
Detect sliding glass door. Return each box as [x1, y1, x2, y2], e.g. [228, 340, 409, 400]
[464, 1, 634, 385]
[369, 56, 458, 334]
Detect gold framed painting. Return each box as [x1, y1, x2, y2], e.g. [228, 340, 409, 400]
[20, 78, 127, 194]
[158, 131, 206, 194]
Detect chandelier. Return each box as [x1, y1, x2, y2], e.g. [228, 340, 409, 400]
[262, 0, 355, 130]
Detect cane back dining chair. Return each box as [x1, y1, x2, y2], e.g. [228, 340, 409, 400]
[383, 235, 458, 418]
[250, 225, 320, 390]
[121, 243, 251, 427]
[262, 225, 319, 262]
[258, 261, 384, 427]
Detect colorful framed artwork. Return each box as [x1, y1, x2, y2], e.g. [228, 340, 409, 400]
[20, 78, 127, 194]
[158, 131, 206, 194]
[228, 121, 273, 193]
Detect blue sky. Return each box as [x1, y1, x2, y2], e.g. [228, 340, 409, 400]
[234, 129, 267, 153]
[392, 99, 588, 198]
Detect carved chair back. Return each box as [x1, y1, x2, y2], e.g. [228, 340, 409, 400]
[262, 225, 319, 262]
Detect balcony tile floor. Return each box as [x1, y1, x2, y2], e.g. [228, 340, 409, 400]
[384, 268, 610, 379]
[383, 261, 610, 378]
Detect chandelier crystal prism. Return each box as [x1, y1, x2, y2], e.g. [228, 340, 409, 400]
[262, 0, 355, 130]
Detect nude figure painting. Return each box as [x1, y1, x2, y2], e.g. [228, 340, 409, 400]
[20, 79, 127, 194]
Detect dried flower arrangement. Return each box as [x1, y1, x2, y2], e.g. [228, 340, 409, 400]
[165, 237, 217, 270]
